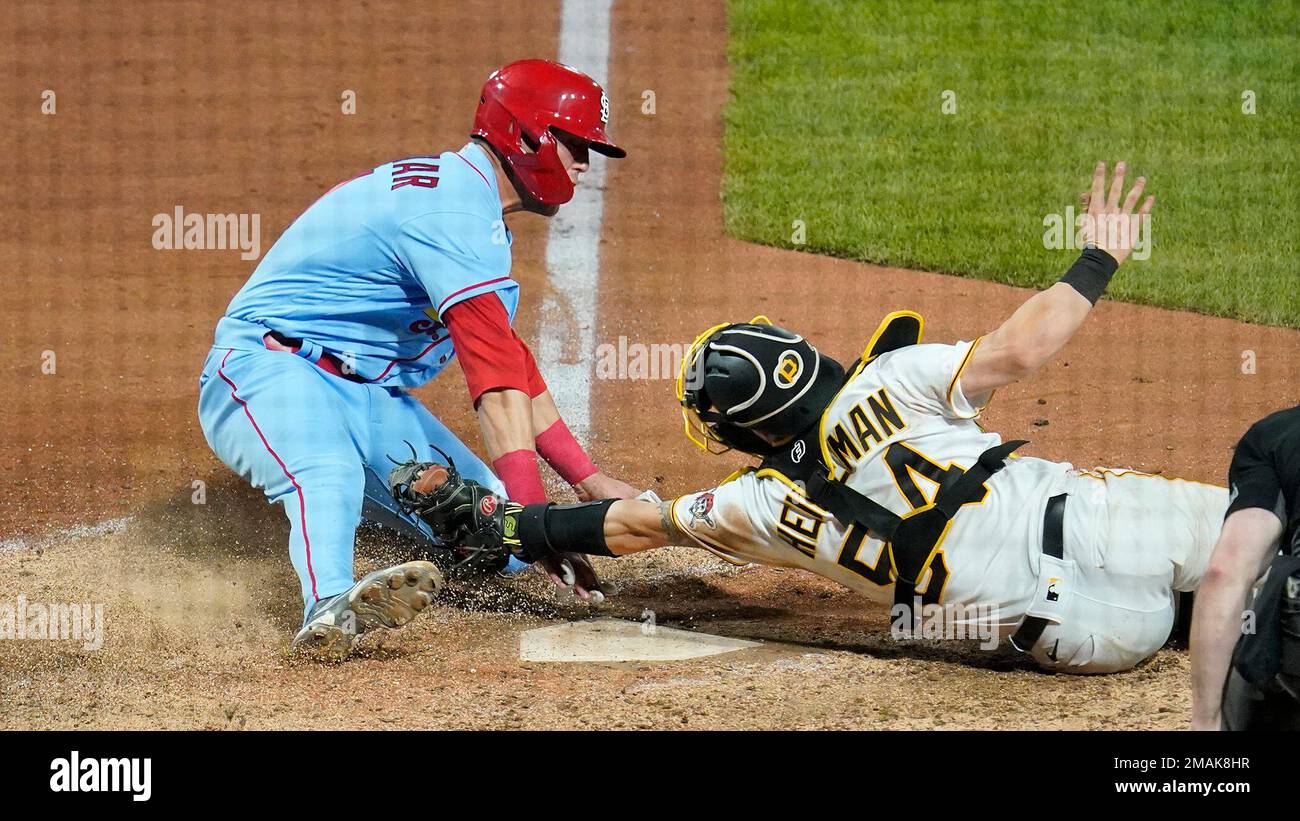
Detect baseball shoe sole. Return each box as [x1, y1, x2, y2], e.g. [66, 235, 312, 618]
[290, 560, 444, 661]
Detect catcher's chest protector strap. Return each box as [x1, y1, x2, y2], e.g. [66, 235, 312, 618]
[763, 430, 1027, 604]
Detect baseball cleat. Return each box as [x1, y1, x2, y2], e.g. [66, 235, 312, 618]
[290, 560, 444, 661]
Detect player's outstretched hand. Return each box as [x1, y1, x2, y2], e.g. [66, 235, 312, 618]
[548, 471, 635, 603]
[574, 471, 638, 502]
[536, 552, 605, 603]
[1078, 161, 1154, 266]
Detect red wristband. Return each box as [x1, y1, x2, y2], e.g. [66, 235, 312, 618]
[493, 449, 547, 505]
[535, 418, 598, 486]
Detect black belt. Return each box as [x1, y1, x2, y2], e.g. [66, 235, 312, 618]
[1009, 493, 1067, 653]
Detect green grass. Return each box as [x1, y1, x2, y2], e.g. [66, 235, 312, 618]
[723, 0, 1300, 327]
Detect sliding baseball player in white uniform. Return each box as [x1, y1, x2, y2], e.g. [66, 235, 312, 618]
[398, 162, 1228, 674]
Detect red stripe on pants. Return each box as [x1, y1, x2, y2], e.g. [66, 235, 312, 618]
[216, 349, 320, 601]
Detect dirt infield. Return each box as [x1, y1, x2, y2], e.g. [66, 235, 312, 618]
[2, 1, 1297, 730]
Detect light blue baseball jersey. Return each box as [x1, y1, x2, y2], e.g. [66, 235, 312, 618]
[213, 142, 519, 389]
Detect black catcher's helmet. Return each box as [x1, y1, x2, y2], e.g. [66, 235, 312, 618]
[677, 317, 845, 455]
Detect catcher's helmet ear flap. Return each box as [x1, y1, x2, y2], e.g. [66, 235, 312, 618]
[678, 317, 845, 456]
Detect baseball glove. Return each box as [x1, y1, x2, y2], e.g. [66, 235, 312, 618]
[388, 449, 514, 572]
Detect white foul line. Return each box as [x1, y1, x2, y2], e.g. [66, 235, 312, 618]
[539, 0, 614, 443]
[0, 516, 134, 554]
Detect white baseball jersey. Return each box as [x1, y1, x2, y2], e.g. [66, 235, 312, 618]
[668, 338, 1229, 672]
[671, 339, 1072, 612]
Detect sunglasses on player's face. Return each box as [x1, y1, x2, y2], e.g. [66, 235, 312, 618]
[550, 129, 591, 165]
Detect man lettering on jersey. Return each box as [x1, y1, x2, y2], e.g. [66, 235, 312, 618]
[414, 161, 1234, 675]
[198, 60, 634, 660]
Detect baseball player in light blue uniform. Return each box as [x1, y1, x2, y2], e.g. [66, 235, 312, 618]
[197, 60, 629, 660]
[199, 145, 517, 605]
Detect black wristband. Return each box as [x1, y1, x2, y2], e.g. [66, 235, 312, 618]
[508, 503, 554, 563]
[1059, 246, 1119, 305]
[508, 499, 617, 562]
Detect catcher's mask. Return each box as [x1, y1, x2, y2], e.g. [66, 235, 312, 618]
[676, 316, 845, 456]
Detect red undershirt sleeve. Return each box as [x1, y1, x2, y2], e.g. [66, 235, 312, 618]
[518, 334, 548, 398]
[443, 292, 547, 404]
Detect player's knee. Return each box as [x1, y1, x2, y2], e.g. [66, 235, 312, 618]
[1033, 622, 1168, 674]
[280, 463, 365, 513]
[1035, 637, 1141, 674]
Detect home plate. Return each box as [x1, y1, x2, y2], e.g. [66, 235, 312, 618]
[519, 618, 761, 662]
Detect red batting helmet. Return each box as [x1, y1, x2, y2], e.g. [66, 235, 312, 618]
[472, 59, 626, 208]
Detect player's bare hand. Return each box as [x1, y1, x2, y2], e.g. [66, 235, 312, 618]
[1078, 161, 1153, 266]
[535, 552, 605, 603]
[574, 471, 638, 502]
